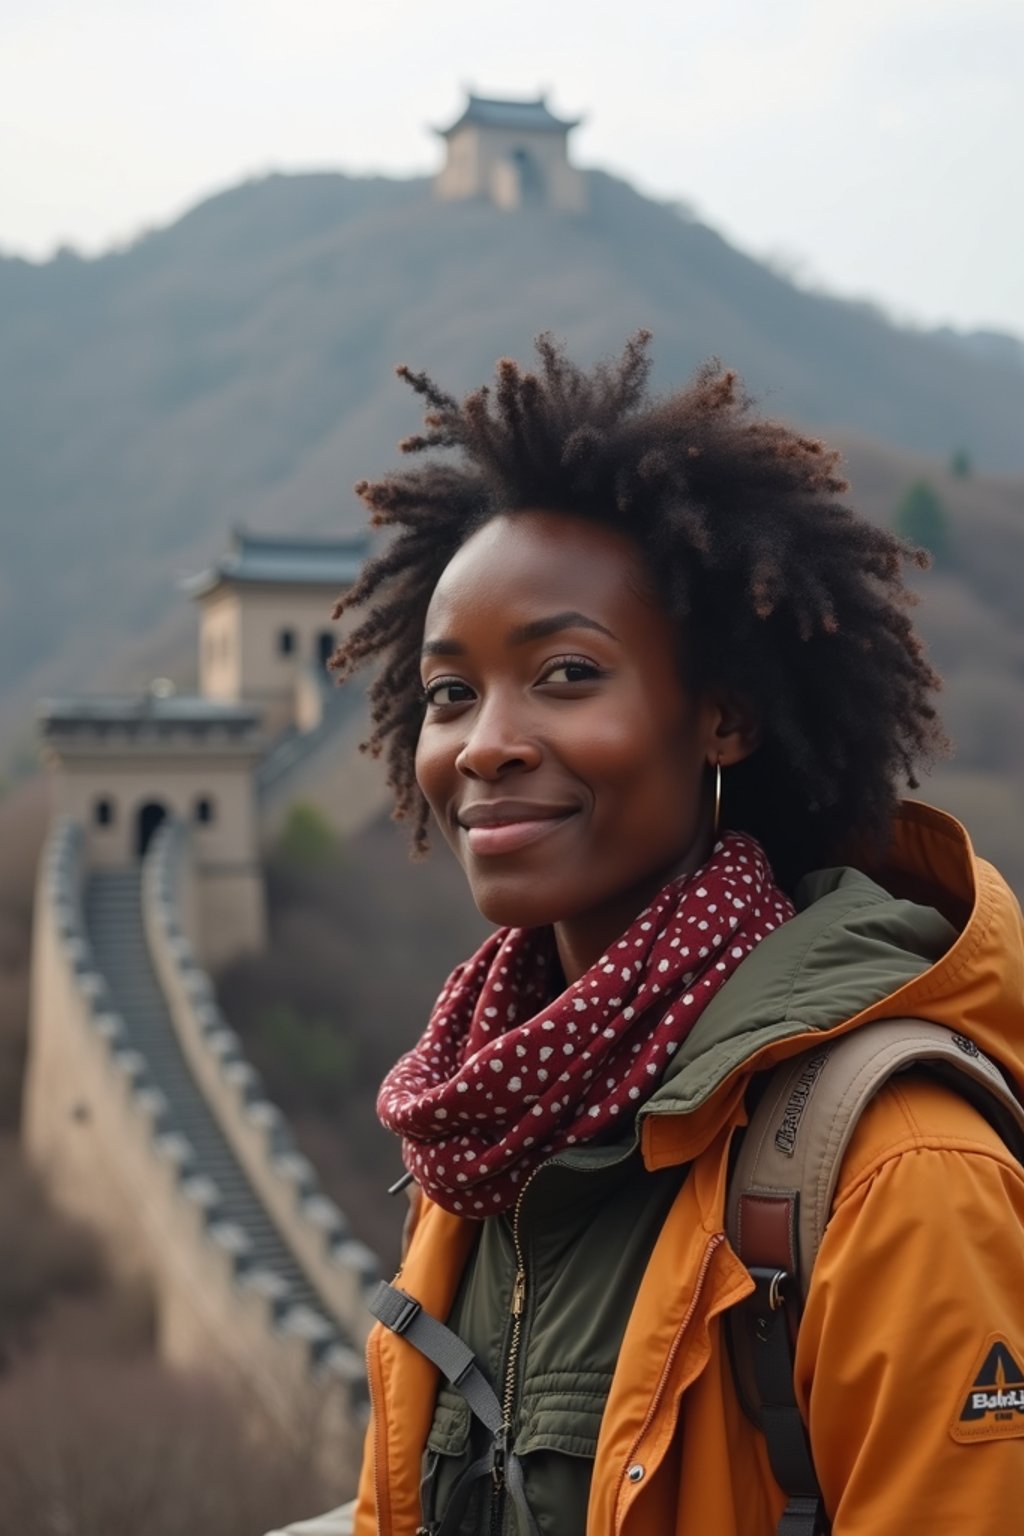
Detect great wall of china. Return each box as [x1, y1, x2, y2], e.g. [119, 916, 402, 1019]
[22, 535, 393, 1508]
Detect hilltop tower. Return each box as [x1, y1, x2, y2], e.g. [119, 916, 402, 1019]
[435, 92, 585, 213]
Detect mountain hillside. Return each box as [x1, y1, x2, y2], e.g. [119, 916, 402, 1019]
[2, 166, 1024, 759]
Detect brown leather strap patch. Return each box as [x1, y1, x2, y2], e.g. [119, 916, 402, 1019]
[737, 1191, 798, 1272]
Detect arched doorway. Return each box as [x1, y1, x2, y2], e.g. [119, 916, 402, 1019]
[136, 802, 168, 858]
[511, 147, 545, 205]
[317, 631, 336, 671]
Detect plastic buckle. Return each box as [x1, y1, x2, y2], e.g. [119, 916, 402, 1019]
[389, 1287, 422, 1335]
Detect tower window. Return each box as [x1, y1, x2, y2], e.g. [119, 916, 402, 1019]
[195, 797, 215, 825]
[278, 628, 296, 656]
[94, 798, 114, 827]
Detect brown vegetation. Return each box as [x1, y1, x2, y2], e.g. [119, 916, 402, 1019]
[836, 434, 1024, 892]
[0, 1359, 330, 1536]
[0, 1145, 106, 1368]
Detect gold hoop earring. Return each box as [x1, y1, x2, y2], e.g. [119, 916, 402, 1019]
[713, 759, 722, 840]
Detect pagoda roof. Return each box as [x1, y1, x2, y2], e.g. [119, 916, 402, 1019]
[437, 94, 581, 137]
[183, 529, 369, 599]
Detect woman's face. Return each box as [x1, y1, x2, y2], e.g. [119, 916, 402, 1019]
[415, 510, 743, 975]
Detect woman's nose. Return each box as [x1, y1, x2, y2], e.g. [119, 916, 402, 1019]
[454, 698, 543, 780]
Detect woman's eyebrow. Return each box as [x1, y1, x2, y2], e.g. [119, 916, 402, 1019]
[421, 637, 465, 657]
[506, 611, 618, 644]
[421, 610, 617, 658]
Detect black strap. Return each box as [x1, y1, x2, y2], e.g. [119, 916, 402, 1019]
[741, 1268, 827, 1535]
[369, 1281, 541, 1536]
[746, 1271, 818, 1493]
[777, 1496, 823, 1536]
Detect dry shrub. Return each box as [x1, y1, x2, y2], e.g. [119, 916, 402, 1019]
[927, 766, 1024, 896]
[0, 962, 28, 1130]
[940, 669, 1024, 773]
[0, 1142, 103, 1364]
[289, 1110, 403, 1272]
[0, 1357, 329, 1536]
[35, 1272, 157, 1364]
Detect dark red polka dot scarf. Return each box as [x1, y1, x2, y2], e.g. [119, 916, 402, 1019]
[378, 831, 794, 1217]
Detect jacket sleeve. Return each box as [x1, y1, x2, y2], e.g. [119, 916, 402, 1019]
[795, 1081, 1024, 1535]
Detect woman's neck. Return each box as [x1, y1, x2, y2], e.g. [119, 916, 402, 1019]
[553, 829, 714, 985]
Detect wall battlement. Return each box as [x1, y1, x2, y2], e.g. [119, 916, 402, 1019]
[144, 820, 379, 1342]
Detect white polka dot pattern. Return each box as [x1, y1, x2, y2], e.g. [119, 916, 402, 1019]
[377, 831, 794, 1216]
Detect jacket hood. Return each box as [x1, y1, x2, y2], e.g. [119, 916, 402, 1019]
[638, 800, 1024, 1166]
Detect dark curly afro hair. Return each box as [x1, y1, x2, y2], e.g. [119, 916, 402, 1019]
[329, 331, 945, 889]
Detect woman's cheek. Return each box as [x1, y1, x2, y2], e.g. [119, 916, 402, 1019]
[413, 729, 443, 811]
[414, 728, 460, 846]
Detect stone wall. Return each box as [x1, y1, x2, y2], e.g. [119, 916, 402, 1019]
[23, 817, 376, 1487]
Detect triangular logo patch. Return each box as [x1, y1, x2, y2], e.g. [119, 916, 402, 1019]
[951, 1334, 1024, 1443]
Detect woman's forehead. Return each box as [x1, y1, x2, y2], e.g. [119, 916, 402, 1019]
[426, 510, 653, 624]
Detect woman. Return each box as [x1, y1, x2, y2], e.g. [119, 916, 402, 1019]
[328, 334, 1024, 1534]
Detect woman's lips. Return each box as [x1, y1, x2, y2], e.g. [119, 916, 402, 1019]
[464, 815, 576, 856]
[457, 801, 579, 856]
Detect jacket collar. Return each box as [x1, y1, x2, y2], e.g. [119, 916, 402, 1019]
[639, 800, 1024, 1169]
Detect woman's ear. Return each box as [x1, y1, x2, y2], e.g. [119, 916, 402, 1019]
[705, 692, 760, 769]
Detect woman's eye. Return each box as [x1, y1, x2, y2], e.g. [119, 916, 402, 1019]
[422, 678, 475, 708]
[540, 656, 605, 685]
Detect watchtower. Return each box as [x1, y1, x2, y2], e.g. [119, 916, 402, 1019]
[435, 93, 585, 213]
[37, 690, 267, 966]
[185, 530, 367, 741]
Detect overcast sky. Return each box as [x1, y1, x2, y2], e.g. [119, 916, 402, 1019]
[2, 0, 1022, 336]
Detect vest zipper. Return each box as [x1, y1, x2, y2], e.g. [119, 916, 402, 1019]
[490, 1167, 540, 1533]
[614, 1231, 724, 1536]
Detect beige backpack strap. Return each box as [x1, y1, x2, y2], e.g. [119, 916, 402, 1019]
[727, 1017, 1024, 1300]
[725, 1018, 1024, 1536]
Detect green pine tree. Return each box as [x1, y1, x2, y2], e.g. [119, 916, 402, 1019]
[894, 479, 952, 567]
[277, 801, 340, 867]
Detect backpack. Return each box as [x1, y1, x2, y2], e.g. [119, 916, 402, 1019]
[725, 1017, 1024, 1536]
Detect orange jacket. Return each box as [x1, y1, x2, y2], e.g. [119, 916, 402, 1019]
[355, 803, 1024, 1534]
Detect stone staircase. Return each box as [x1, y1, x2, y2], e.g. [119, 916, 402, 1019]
[84, 868, 334, 1333]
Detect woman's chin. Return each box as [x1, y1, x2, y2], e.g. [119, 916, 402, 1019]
[468, 878, 567, 931]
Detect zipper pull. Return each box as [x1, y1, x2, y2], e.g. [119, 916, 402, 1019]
[511, 1269, 525, 1317]
[492, 1424, 509, 1490]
